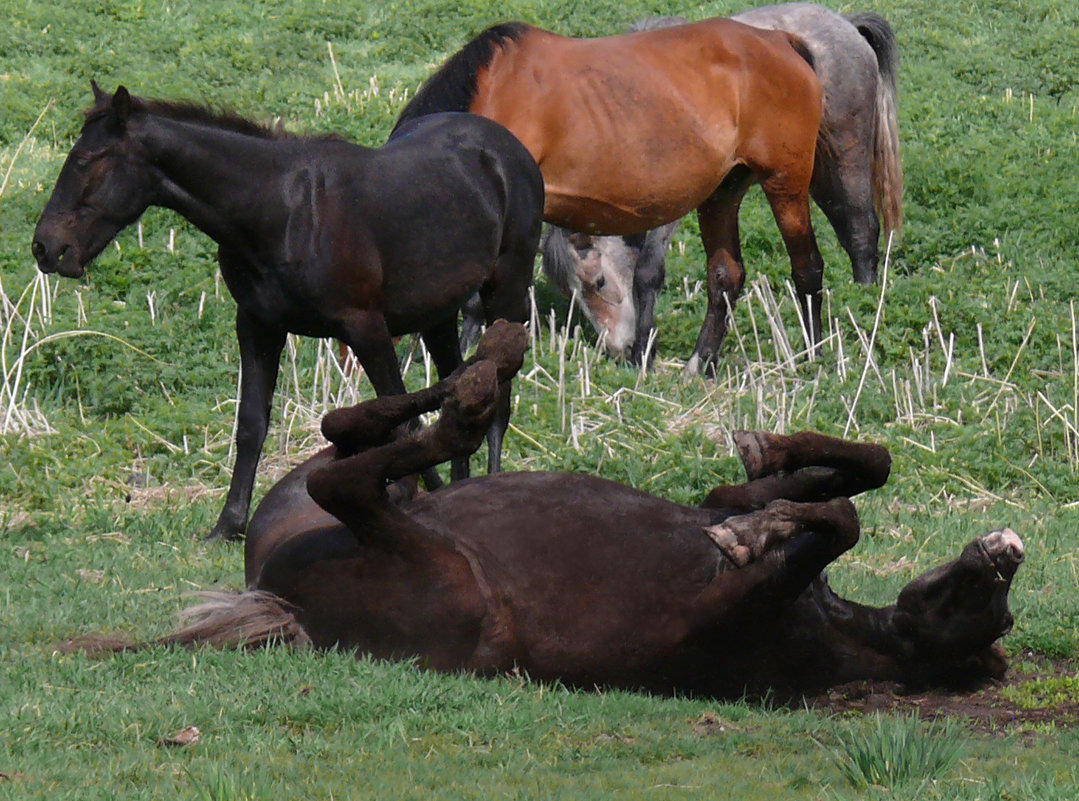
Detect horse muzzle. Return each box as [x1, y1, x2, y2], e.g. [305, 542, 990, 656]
[31, 236, 86, 278]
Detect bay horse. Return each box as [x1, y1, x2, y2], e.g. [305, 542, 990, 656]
[543, 5, 903, 364]
[70, 322, 1025, 695]
[394, 18, 827, 376]
[31, 83, 544, 541]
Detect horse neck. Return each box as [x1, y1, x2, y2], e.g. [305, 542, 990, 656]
[799, 578, 907, 682]
[133, 115, 291, 245]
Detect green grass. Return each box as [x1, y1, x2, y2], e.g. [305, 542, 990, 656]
[824, 713, 965, 790]
[3, 0, 1079, 798]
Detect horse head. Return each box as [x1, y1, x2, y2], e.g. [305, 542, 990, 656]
[32, 81, 157, 278]
[892, 528, 1024, 682]
[541, 228, 637, 359]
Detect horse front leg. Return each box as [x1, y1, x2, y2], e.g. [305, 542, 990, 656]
[208, 309, 286, 541]
[702, 431, 891, 512]
[762, 180, 826, 353]
[629, 221, 677, 368]
[420, 316, 470, 481]
[686, 168, 754, 378]
[691, 496, 862, 627]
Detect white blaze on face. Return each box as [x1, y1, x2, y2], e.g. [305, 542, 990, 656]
[568, 235, 638, 358]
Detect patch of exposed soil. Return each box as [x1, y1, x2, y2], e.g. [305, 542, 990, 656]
[795, 653, 1079, 734]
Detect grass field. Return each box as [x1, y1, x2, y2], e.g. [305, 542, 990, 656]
[3, 0, 1079, 798]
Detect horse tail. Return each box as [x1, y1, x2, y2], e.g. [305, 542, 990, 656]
[55, 590, 312, 656]
[847, 12, 903, 241]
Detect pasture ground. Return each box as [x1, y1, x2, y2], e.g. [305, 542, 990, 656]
[3, 0, 1079, 798]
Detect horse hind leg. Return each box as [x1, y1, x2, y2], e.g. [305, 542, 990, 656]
[760, 177, 827, 352]
[420, 314, 529, 479]
[421, 316, 471, 481]
[324, 320, 526, 460]
[477, 235, 534, 474]
[307, 359, 504, 544]
[810, 145, 880, 285]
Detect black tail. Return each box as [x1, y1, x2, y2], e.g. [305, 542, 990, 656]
[393, 22, 531, 135]
[845, 13, 899, 100]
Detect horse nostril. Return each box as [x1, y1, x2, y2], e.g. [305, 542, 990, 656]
[31, 240, 47, 262]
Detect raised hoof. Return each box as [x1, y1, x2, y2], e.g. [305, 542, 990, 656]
[704, 497, 858, 568]
[472, 320, 528, 382]
[703, 523, 752, 567]
[704, 500, 801, 567]
[731, 431, 786, 481]
[438, 360, 499, 447]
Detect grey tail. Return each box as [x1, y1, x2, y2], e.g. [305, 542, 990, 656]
[846, 12, 903, 239]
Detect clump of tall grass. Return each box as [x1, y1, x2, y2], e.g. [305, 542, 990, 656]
[823, 712, 966, 790]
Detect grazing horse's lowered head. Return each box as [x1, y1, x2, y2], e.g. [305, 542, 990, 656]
[62, 321, 1025, 696]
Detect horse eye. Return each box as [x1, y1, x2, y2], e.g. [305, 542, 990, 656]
[595, 276, 606, 290]
[74, 156, 90, 169]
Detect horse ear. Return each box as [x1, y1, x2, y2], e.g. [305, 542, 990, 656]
[111, 85, 132, 129]
[91, 79, 106, 102]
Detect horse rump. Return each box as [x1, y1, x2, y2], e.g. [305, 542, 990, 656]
[55, 589, 311, 656]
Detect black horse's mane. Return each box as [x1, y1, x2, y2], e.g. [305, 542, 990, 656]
[86, 94, 342, 142]
[393, 21, 531, 133]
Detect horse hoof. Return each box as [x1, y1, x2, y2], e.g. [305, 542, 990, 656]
[682, 354, 703, 382]
[474, 320, 528, 381]
[205, 518, 245, 543]
[731, 431, 766, 480]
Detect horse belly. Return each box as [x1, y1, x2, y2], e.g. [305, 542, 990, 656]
[409, 473, 726, 680]
[472, 32, 744, 234]
[255, 521, 488, 670]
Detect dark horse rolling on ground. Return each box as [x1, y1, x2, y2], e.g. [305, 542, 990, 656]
[543, 4, 903, 364]
[394, 17, 828, 376]
[31, 83, 544, 541]
[75, 322, 1025, 696]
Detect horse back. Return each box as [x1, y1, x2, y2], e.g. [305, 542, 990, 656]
[301, 114, 542, 333]
[468, 19, 822, 232]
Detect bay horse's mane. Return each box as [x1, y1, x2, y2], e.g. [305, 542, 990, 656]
[86, 94, 343, 142]
[393, 21, 531, 133]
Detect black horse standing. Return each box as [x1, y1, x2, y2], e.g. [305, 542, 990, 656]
[31, 83, 544, 540]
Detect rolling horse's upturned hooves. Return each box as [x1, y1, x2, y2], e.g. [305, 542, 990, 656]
[471, 319, 529, 382]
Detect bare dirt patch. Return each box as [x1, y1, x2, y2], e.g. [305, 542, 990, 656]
[795, 653, 1079, 734]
